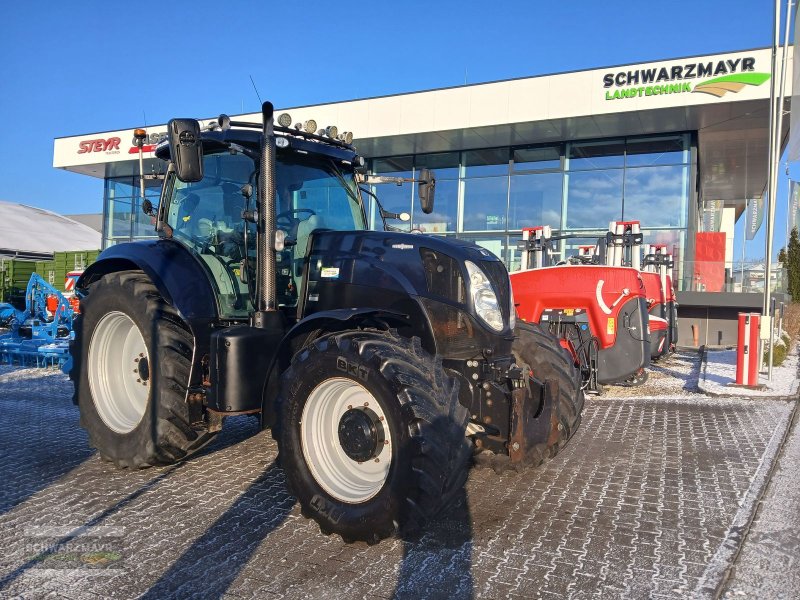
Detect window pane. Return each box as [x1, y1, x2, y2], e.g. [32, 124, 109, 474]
[455, 234, 508, 263]
[145, 178, 163, 198]
[370, 157, 412, 231]
[132, 197, 157, 238]
[462, 176, 508, 231]
[106, 178, 135, 199]
[507, 233, 523, 272]
[414, 179, 458, 233]
[643, 229, 686, 290]
[562, 233, 605, 261]
[415, 152, 459, 180]
[508, 172, 562, 230]
[513, 146, 561, 172]
[626, 137, 687, 167]
[642, 229, 684, 255]
[373, 156, 412, 175]
[623, 165, 688, 227]
[110, 199, 132, 237]
[565, 169, 623, 228]
[568, 141, 625, 170]
[464, 148, 509, 177]
[369, 184, 412, 231]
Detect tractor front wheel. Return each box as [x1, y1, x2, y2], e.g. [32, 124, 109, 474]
[274, 330, 471, 544]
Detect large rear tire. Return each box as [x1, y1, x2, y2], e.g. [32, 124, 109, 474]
[274, 330, 471, 544]
[476, 321, 584, 472]
[72, 270, 216, 468]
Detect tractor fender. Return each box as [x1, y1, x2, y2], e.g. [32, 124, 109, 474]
[259, 306, 434, 427]
[76, 240, 218, 323]
[75, 241, 219, 397]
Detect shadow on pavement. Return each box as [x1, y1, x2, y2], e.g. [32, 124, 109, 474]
[140, 462, 293, 599]
[0, 464, 182, 591]
[394, 486, 474, 599]
[0, 370, 93, 517]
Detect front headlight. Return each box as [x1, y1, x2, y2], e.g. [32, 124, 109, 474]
[465, 261, 504, 332]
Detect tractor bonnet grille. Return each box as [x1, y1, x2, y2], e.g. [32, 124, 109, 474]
[419, 247, 465, 305]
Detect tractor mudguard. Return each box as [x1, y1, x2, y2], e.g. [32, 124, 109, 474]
[256, 307, 421, 424]
[283, 307, 412, 346]
[76, 240, 220, 396]
[76, 240, 218, 323]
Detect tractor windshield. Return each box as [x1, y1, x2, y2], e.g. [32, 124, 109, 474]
[163, 149, 365, 318]
[276, 154, 366, 233]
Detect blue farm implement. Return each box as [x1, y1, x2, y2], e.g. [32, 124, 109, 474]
[0, 273, 75, 368]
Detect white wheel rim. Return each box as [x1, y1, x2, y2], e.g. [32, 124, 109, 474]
[301, 377, 393, 503]
[88, 311, 150, 434]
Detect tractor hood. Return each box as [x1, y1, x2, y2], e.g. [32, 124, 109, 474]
[302, 229, 515, 358]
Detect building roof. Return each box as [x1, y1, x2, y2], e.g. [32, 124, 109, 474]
[65, 213, 103, 233]
[0, 200, 101, 254]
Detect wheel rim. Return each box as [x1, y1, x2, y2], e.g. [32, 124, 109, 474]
[301, 377, 393, 503]
[88, 311, 150, 434]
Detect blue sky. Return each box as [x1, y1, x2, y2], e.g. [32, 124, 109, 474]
[0, 0, 791, 258]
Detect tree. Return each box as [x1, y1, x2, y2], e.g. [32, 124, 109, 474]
[787, 226, 800, 302]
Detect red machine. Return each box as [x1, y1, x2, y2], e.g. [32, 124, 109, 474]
[640, 272, 669, 360]
[510, 225, 650, 393]
[642, 245, 678, 354]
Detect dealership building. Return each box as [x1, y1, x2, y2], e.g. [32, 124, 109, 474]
[53, 47, 790, 346]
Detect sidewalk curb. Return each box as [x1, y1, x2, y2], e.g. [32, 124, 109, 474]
[696, 399, 800, 598]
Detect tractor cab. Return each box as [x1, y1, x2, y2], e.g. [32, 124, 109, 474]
[155, 124, 368, 321]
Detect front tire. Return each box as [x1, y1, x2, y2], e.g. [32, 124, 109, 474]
[72, 270, 216, 468]
[274, 330, 471, 544]
[515, 321, 585, 457]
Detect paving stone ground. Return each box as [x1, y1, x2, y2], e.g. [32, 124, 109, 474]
[0, 363, 794, 599]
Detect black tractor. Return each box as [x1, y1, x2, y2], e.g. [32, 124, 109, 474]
[70, 102, 584, 544]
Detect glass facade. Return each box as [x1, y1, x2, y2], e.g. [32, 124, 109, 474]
[102, 133, 694, 287]
[365, 134, 693, 279]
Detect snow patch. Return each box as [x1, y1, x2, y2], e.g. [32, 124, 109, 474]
[699, 343, 799, 398]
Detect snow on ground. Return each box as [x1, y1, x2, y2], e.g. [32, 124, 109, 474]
[699, 343, 799, 398]
[0, 365, 65, 383]
[600, 350, 702, 398]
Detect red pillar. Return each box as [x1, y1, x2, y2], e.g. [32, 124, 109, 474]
[736, 313, 748, 385]
[736, 313, 761, 386]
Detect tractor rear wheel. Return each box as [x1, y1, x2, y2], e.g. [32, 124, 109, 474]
[274, 330, 471, 544]
[72, 270, 216, 468]
[475, 321, 584, 472]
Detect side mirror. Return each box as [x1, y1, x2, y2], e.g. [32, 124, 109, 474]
[168, 118, 203, 182]
[417, 168, 435, 214]
[141, 198, 155, 216]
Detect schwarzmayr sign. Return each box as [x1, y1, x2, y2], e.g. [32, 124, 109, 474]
[603, 56, 770, 100]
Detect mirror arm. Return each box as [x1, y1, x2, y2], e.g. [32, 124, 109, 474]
[363, 175, 430, 185]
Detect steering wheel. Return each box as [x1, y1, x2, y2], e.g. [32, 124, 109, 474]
[276, 208, 316, 230]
